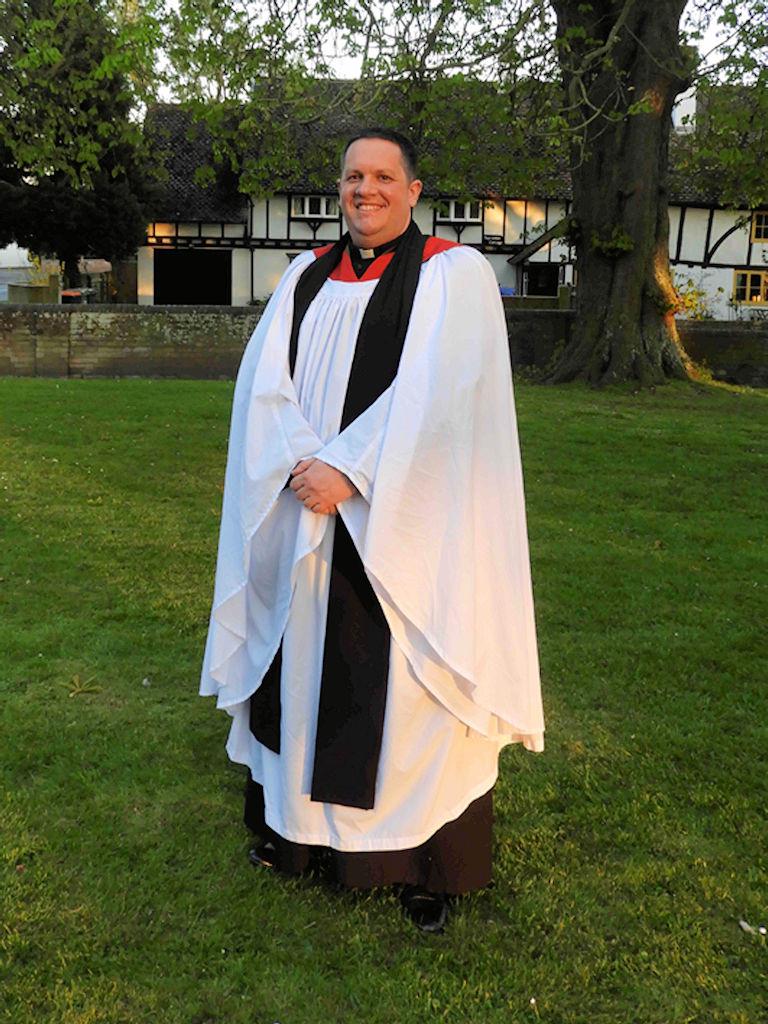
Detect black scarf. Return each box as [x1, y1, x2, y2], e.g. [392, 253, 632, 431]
[250, 220, 427, 809]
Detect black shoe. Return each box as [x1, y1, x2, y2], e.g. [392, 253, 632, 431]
[400, 886, 448, 933]
[248, 841, 277, 869]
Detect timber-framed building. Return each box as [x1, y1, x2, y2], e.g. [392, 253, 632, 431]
[140, 104, 768, 319]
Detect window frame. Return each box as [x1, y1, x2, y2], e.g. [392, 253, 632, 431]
[750, 210, 768, 244]
[733, 269, 768, 305]
[291, 195, 340, 220]
[436, 199, 483, 223]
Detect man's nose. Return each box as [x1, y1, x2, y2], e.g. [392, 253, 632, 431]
[354, 175, 376, 194]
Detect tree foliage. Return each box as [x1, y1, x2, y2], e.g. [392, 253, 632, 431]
[0, 0, 163, 283]
[669, 1, 768, 208]
[162, 0, 343, 195]
[162, 0, 567, 198]
[0, 0, 162, 187]
[0, 178, 150, 277]
[161, 1, 768, 205]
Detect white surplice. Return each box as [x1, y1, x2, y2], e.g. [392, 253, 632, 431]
[200, 242, 544, 852]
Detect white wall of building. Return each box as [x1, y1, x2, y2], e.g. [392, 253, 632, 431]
[483, 200, 504, 240]
[670, 205, 768, 317]
[137, 246, 154, 305]
[504, 199, 551, 244]
[269, 200, 289, 239]
[144, 194, 768, 316]
[251, 201, 267, 239]
[675, 206, 749, 266]
[710, 209, 750, 265]
[484, 253, 519, 291]
[671, 264, 733, 319]
[434, 221, 482, 245]
[412, 205, 433, 235]
[232, 249, 252, 306]
[0, 243, 31, 269]
[668, 205, 682, 254]
[290, 220, 320, 243]
[253, 249, 297, 299]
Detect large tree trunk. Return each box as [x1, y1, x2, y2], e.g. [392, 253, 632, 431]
[547, 0, 695, 386]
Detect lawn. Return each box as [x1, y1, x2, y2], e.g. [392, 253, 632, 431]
[1, 376, 766, 1024]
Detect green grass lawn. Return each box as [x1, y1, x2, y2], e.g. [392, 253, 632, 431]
[1, 376, 766, 1024]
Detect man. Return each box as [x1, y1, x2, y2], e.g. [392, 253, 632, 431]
[200, 129, 544, 932]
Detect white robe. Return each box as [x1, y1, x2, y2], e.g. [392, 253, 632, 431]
[200, 242, 544, 853]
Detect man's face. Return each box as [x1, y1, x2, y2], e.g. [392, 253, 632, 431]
[339, 138, 423, 249]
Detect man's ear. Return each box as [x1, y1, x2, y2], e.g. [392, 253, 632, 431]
[409, 178, 423, 207]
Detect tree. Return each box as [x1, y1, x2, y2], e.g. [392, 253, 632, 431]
[162, 0, 564, 198]
[539, 0, 768, 384]
[160, 1, 768, 384]
[163, 0, 348, 196]
[326, 0, 768, 386]
[0, 177, 151, 288]
[0, 0, 162, 285]
[545, 0, 694, 385]
[674, 0, 768, 210]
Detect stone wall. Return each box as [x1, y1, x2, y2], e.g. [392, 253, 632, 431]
[503, 308, 573, 372]
[677, 320, 768, 388]
[0, 304, 264, 379]
[1, 304, 766, 387]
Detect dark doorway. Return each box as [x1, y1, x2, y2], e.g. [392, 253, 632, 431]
[154, 249, 232, 305]
[525, 263, 560, 297]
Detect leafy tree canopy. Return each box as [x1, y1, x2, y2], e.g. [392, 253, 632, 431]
[0, 0, 164, 281]
[0, 0, 163, 187]
[158, 0, 768, 208]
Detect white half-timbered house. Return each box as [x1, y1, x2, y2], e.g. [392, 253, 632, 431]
[141, 105, 768, 318]
[668, 200, 768, 318]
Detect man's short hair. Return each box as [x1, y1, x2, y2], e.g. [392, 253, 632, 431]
[341, 129, 419, 181]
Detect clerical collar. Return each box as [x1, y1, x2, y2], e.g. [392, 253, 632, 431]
[348, 227, 410, 278]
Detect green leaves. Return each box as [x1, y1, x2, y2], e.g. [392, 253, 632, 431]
[673, 73, 768, 209]
[0, 0, 162, 187]
[589, 225, 635, 259]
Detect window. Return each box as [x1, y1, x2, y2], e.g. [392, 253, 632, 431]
[751, 211, 768, 243]
[437, 199, 482, 222]
[291, 195, 339, 219]
[151, 222, 176, 237]
[733, 270, 768, 304]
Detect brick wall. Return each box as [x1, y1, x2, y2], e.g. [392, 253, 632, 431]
[1, 304, 766, 387]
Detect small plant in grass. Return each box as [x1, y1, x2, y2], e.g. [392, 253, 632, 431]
[59, 673, 102, 697]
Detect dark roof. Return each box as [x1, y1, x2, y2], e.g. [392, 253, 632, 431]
[144, 100, 730, 219]
[667, 168, 721, 206]
[145, 104, 248, 222]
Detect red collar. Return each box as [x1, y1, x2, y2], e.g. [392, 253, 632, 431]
[311, 236, 461, 282]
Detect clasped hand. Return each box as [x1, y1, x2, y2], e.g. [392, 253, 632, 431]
[289, 458, 356, 515]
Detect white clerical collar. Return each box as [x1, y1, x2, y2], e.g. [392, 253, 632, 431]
[351, 226, 411, 263]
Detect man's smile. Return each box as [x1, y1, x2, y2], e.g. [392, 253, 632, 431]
[339, 137, 422, 248]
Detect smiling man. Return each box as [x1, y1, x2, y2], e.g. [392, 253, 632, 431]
[200, 129, 544, 932]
